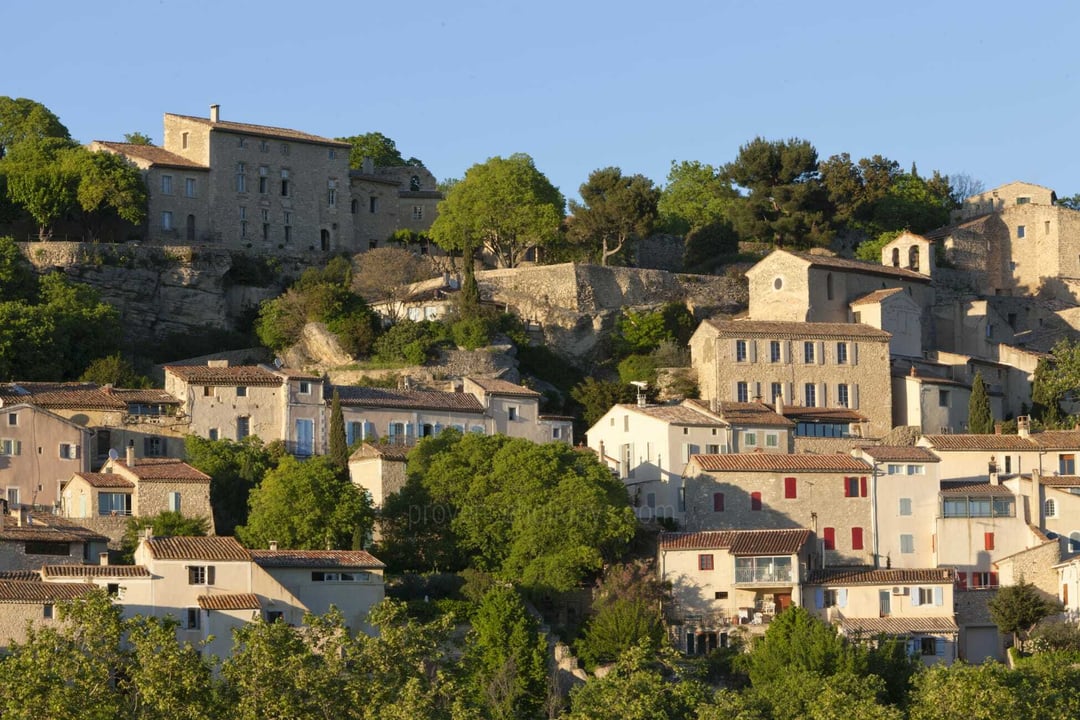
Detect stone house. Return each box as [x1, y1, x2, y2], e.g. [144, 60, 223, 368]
[1055, 555, 1080, 621]
[682, 453, 875, 567]
[586, 399, 792, 521]
[461, 376, 573, 444]
[347, 443, 408, 509]
[0, 581, 96, 649]
[804, 567, 958, 666]
[0, 505, 109, 571]
[917, 421, 1080, 482]
[689, 318, 893, 438]
[0, 402, 92, 509]
[891, 366, 971, 434]
[349, 162, 442, 250]
[659, 528, 811, 653]
[1028, 472, 1080, 554]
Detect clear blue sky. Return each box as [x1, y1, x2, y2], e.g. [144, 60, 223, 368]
[8, 0, 1080, 202]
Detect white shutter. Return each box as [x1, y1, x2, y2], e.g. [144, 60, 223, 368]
[838, 588, 848, 608]
[818, 383, 827, 408]
[786, 383, 795, 405]
[911, 588, 921, 607]
[852, 384, 860, 409]
[817, 341, 825, 365]
[934, 587, 944, 606]
[749, 340, 758, 363]
[782, 341, 790, 363]
[851, 343, 859, 366]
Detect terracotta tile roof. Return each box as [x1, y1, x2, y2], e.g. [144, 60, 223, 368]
[692, 453, 871, 473]
[0, 570, 40, 581]
[715, 401, 795, 428]
[939, 482, 1015, 497]
[167, 113, 351, 148]
[349, 443, 411, 462]
[0, 517, 108, 543]
[659, 529, 810, 555]
[467, 377, 540, 398]
[144, 536, 250, 561]
[842, 616, 958, 635]
[164, 364, 283, 387]
[250, 549, 385, 569]
[925, 214, 993, 240]
[72, 472, 135, 489]
[40, 565, 150, 579]
[115, 458, 210, 483]
[849, 288, 907, 306]
[790, 251, 931, 283]
[278, 369, 322, 380]
[1040, 475, 1080, 487]
[198, 593, 262, 611]
[615, 402, 727, 427]
[0, 382, 126, 411]
[703, 318, 891, 341]
[333, 385, 484, 413]
[1031, 430, 1080, 449]
[92, 141, 209, 169]
[109, 389, 180, 405]
[806, 567, 955, 585]
[858, 446, 940, 463]
[922, 434, 1038, 451]
[0, 581, 96, 603]
[772, 405, 869, 423]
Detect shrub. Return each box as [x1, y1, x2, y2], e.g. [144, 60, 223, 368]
[451, 316, 492, 350]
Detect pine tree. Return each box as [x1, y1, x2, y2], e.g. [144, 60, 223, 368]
[328, 390, 349, 473]
[968, 371, 993, 434]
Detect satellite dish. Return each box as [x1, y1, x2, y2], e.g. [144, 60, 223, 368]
[273, 357, 284, 369]
[108, 448, 119, 461]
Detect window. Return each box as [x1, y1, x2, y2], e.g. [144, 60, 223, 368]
[1017, 225, 1026, 239]
[822, 527, 835, 550]
[1005, 456, 1012, 473]
[6, 487, 17, 506]
[209, 428, 218, 441]
[281, 175, 290, 196]
[6, 413, 15, 427]
[837, 383, 849, 407]
[508, 406, 518, 421]
[766, 433, 779, 448]
[714, 591, 728, 600]
[736, 340, 748, 362]
[770, 382, 783, 403]
[259, 140, 269, 152]
[804, 383, 816, 407]
[1045, 498, 1057, 518]
[552, 427, 561, 439]
[770, 340, 781, 362]
[938, 390, 950, 407]
[784, 477, 797, 499]
[58, 443, 80, 460]
[24, 540, 68, 555]
[237, 416, 250, 440]
[826, 272, 834, 300]
[98, 493, 130, 516]
[736, 381, 749, 403]
[823, 589, 838, 607]
[412, 205, 423, 220]
[259, 175, 269, 194]
[235, 386, 248, 398]
[236, 163, 246, 192]
[43, 604, 53, 620]
[984, 532, 995, 551]
[107, 583, 120, 596]
[186, 608, 200, 630]
[773, 277, 783, 290]
[1046, 220, 1051, 234]
[706, 444, 720, 454]
[971, 572, 998, 589]
[238, 136, 246, 148]
[184, 177, 196, 197]
[351, 198, 358, 214]
[1017, 196, 1030, 205]
[851, 527, 864, 550]
[369, 196, 377, 213]
[265, 610, 284, 623]
[920, 637, 938, 656]
[900, 534, 915, 554]
[168, 491, 181, 513]
[187, 566, 215, 585]
[899, 498, 913, 516]
[328, 149, 336, 159]
[750, 491, 762, 511]
[713, 492, 725, 512]
[698, 554, 714, 571]
[181, 131, 188, 149]
[678, 487, 686, 513]
[161, 174, 173, 194]
[844, 476, 863, 498]
[1060, 454, 1076, 475]
[804, 341, 815, 363]
[144, 437, 165, 456]
[735, 556, 793, 583]
[161, 211, 173, 231]
[281, 143, 290, 155]
[836, 342, 847, 364]
[743, 431, 757, 446]
[298, 381, 311, 395]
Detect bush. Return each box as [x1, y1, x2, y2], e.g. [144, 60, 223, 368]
[617, 353, 658, 384]
[451, 316, 492, 350]
[372, 320, 451, 364]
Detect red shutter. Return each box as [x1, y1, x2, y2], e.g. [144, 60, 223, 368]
[860, 476, 868, 497]
[989, 572, 999, 587]
[713, 492, 725, 512]
[823, 527, 835, 550]
[843, 477, 852, 497]
[984, 532, 995, 551]
[784, 477, 797, 499]
[751, 492, 762, 511]
[957, 572, 967, 590]
[851, 527, 864, 550]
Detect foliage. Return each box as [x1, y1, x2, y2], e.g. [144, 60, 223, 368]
[1028, 619, 1080, 655]
[618, 353, 660, 384]
[79, 353, 151, 388]
[430, 153, 564, 268]
[120, 511, 209, 563]
[123, 131, 153, 145]
[464, 585, 549, 719]
[74, 147, 148, 229]
[657, 159, 736, 234]
[683, 219, 740, 271]
[329, 390, 349, 468]
[351, 246, 435, 319]
[0, 96, 70, 158]
[1030, 338, 1080, 426]
[123, 613, 223, 719]
[184, 435, 282, 536]
[238, 454, 374, 550]
[451, 315, 493, 350]
[3, 137, 81, 239]
[854, 230, 903, 262]
[372, 319, 451, 364]
[0, 234, 38, 301]
[568, 167, 660, 265]
[988, 578, 1062, 650]
[376, 475, 468, 573]
[407, 431, 636, 593]
[571, 377, 636, 427]
[968, 371, 994, 433]
[336, 131, 422, 169]
[576, 561, 668, 667]
[908, 662, 1022, 719]
[612, 303, 694, 359]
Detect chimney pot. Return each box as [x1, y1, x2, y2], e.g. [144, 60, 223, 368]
[210, 104, 220, 122]
[126, 442, 135, 467]
[269, 540, 278, 551]
[99, 552, 109, 566]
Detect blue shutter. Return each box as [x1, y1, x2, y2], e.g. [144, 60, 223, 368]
[815, 588, 824, 609]
[433, 422, 444, 435]
[935, 637, 945, 656]
[364, 421, 376, 440]
[933, 586, 943, 606]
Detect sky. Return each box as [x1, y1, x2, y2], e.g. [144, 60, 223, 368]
[7, 0, 1080, 202]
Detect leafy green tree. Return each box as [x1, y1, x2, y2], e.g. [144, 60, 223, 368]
[184, 434, 281, 536]
[855, 230, 903, 262]
[37, 272, 122, 379]
[908, 662, 1022, 720]
[74, 147, 148, 234]
[988, 578, 1062, 650]
[465, 585, 548, 719]
[238, 455, 374, 550]
[576, 561, 667, 668]
[968, 371, 994, 433]
[372, 319, 451, 364]
[79, 353, 150, 388]
[571, 377, 636, 427]
[1058, 193, 1080, 211]
[336, 131, 422, 169]
[657, 160, 736, 234]
[124, 614, 223, 720]
[430, 153, 564, 268]
[120, 510, 209, 562]
[3, 137, 81, 240]
[819, 153, 900, 231]
[568, 167, 660, 265]
[0, 96, 70, 158]
[123, 131, 153, 145]
[329, 390, 349, 470]
[683, 219, 739, 271]
[375, 474, 468, 573]
[723, 137, 832, 249]
[869, 171, 952, 234]
[1030, 338, 1080, 426]
[0, 234, 39, 301]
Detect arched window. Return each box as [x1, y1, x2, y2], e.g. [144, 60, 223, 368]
[320, 229, 330, 252]
[350, 198, 358, 214]
[1070, 531, 1080, 553]
[826, 273, 834, 301]
[186, 214, 196, 242]
[908, 246, 920, 271]
[1045, 498, 1057, 518]
[891, 248, 900, 267]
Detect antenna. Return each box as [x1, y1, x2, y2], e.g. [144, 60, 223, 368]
[630, 381, 648, 407]
[108, 448, 119, 461]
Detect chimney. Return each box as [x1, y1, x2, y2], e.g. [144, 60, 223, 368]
[1017, 415, 1030, 438]
[142, 527, 153, 541]
[210, 104, 220, 122]
[709, 397, 718, 413]
[126, 440, 135, 467]
[776, 394, 785, 416]
[208, 359, 229, 368]
[269, 540, 278, 551]
[99, 552, 109, 566]
[994, 422, 1002, 435]
[103, 384, 113, 395]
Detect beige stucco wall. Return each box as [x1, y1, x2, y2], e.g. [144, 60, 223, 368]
[872, 464, 940, 569]
[881, 233, 934, 277]
[347, 456, 406, 508]
[0, 405, 91, 507]
[256, 566, 384, 634]
[935, 504, 1033, 574]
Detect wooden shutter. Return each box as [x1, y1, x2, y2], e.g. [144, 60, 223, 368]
[751, 492, 762, 511]
[984, 532, 995, 551]
[207, 566, 216, 585]
[860, 476, 868, 497]
[784, 477, 797, 499]
[851, 527, 864, 550]
[957, 572, 967, 590]
[823, 527, 835, 550]
[713, 492, 725, 512]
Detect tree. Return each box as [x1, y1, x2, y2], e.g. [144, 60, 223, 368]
[819, 153, 899, 231]
[570, 377, 636, 427]
[375, 474, 468, 573]
[123, 614, 223, 720]
[683, 219, 739, 271]
[576, 561, 667, 668]
[329, 390, 349, 471]
[568, 167, 660, 265]
[657, 160, 736, 234]
[74, 147, 148, 234]
[123, 131, 153, 145]
[0, 97, 69, 158]
[723, 137, 832, 248]
[184, 434, 282, 536]
[79, 353, 150, 388]
[120, 510, 210, 562]
[237, 454, 374, 550]
[1030, 338, 1080, 426]
[465, 585, 548, 719]
[3, 137, 81, 240]
[336, 131, 422, 169]
[968, 371, 994, 433]
[0, 234, 38, 302]
[430, 153, 565, 268]
[855, 230, 902, 263]
[988, 578, 1062, 651]
[949, 173, 986, 205]
[1058, 193, 1080, 211]
[908, 662, 1022, 720]
[351, 247, 435, 321]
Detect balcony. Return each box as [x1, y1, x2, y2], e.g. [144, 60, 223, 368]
[735, 557, 794, 585]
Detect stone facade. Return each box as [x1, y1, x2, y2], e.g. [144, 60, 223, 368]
[994, 539, 1061, 599]
[347, 443, 408, 509]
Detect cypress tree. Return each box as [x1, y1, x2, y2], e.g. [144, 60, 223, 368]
[968, 371, 993, 434]
[328, 390, 349, 472]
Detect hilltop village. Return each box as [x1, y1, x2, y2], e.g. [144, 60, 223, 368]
[2, 99, 1080, 716]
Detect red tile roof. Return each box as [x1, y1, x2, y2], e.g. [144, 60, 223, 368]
[858, 446, 940, 463]
[115, 458, 210, 483]
[109, 389, 180, 405]
[1031, 430, 1080, 449]
[0, 382, 127, 410]
[1040, 475, 1080, 487]
[922, 434, 1038, 450]
[842, 616, 958, 635]
[692, 453, 872, 473]
[349, 443, 411, 462]
[772, 405, 869, 423]
[167, 113, 351, 147]
[467, 377, 540, 398]
[197, 593, 262, 611]
[616, 402, 727, 426]
[92, 141, 209, 169]
[939, 482, 1015, 497]
[0, 517, 108, 543]
[849, 288, 907, 306]
[40, 565, 150, 579]
[250, 549, 385, 569]
[716, 401, 795, 428]
[703, 319, 891, 341]
[164, 364, 283, 387]
[806, 567, 955, 585]
[0, 570, 40, 581]
[659, 528, 810, 555]
[72, 473, 135, 489]
[0, 581, 95, 603]
[791, 251, 931, 283]
[144, 536, 250, 561]
[333, 386, 484, 413]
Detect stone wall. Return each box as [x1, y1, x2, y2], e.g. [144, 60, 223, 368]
[635, 234, 685, 272]
[996, 540, 1061, 598]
